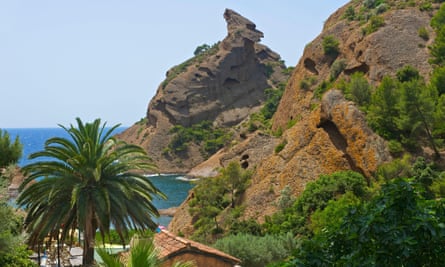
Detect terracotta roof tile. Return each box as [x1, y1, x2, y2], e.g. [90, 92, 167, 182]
[153, 229, 240, 263]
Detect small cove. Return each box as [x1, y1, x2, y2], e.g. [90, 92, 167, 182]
[6, 128, 195, 226]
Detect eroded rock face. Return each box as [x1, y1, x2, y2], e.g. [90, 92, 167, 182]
[240, 90, 391, 221]
[273, 6, 434, 131]
[118, 9, 287, 173]
[240, 4, 433, 222]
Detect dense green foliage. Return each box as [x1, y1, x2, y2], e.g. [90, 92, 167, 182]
[343, 72, 371, 106]
[188, 162, 251, 243]
[330, 59, 346, 81]
[17, 118, 164, 265]
[0, 129, 22, 168]
[366, 68, 442, 157]
[247, 82, 287, 134]
[363, 15, 385, 34]
[213, 233, 296, 267]
[263, 171, 369, 236]
[292, 179, 445, 266]
[322, 35, 340, 57]
[261, 86, 285, 121]
[0, 176, 36, 266]
[193, 43, 211, 56]
[165, 121, 232, 157]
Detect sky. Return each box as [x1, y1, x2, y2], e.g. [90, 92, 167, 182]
[0, 0, 349, 128]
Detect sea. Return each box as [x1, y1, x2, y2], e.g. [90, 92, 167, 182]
[5, 127, 195, 226]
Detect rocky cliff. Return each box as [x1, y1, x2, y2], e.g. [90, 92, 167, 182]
[118, 9, 288, 173]
[169, 1, 439, 235]
[244, 1, 438, 221]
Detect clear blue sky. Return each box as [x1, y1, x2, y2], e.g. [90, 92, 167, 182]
[0, 1, 349, 128]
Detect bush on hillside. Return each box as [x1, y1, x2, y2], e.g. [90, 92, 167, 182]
[0, 129, 22, 168]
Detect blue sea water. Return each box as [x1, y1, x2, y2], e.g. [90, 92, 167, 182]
[5, 127, 194, 226]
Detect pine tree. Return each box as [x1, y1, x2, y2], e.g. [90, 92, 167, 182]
[395, 79, 440, 158]
[367, 76, 399, 139]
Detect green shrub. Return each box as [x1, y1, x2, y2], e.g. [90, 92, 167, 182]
[189, 162, 252, 242]
[322, 35, 340, 57]
[213, 233, 295, 267]
[294, 171, 369, 215]
[282, 66, 295, 75]
[286, 118, 298, 129]
[388, 139, 404, 154]
[348, 72, 371, 106]
[276, 185, 295, 210]
[431, 66, 445, 95]
[261, 86, 285, 120]
[274, 140, 287, 154]
[419, 2, 433, 11]
[330, 59, 347, 81]
[300, 76, 316, 90]
[167, 121, 231, 156]
[313, 80, 333, 100]
[246, 83, 287, 134]
[273, 127, 283, 137]
[396, 65, 420, 82]
[228, 219, 263, 236]
[418, 26, 430, 41]
[343, 6, 356, 21]
[263, 171, 369, 236]
[293, 178, 445, 266]
[364, 15, 385, 34]
[375, 3, 389, 14]
[0, 129, 22, 168]
[194, 44, 211, 56]
[363, 0, 385, 9]
[375, 153, 412, 181]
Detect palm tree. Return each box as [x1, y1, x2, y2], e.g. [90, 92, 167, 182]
[17, 118, 165, 266]
[97, 236, 195, 267]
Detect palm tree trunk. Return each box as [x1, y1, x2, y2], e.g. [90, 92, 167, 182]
[83, 207, 96, 266]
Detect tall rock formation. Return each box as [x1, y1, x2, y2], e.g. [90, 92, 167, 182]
[118, 9, 288, 173]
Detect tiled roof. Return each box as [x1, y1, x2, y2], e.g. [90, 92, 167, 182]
[153, 229, 240, 263]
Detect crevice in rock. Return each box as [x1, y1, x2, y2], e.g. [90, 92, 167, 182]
[241, 161, 249, 169]
[344, 63, 370, 76]
[349, 42, 356, 52]
[256, 50, 270, 60]
[198, 67, 215, 78]
[223, 78, 241, 87]
[317, 120, 366, 179]
[230, 65, 242, 71]
[303, 58, 319, 75]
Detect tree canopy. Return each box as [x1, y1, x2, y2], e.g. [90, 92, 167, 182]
[0, 129, 22, 168]
[17, 118, 165, 266]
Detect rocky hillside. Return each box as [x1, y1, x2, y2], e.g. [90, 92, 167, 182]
[117, 9, 289, 173]
[241, 0, 438, 221]
[169, 1, 442, 236]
